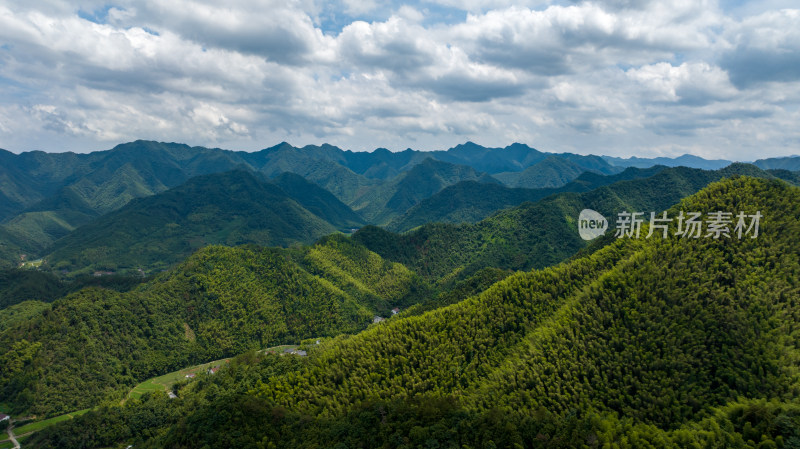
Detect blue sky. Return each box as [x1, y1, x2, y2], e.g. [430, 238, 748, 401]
[0, 0, 798, 159]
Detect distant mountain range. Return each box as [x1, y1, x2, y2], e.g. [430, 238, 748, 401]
[3, 138, 800, 447]
[45, 170, 372, 274]
[1, 140, 798, 273]
[388, 165, 666, 232]
[17, 173, 800, 448]
[357, 163, 781, 283]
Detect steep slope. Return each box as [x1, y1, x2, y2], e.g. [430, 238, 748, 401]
[767, 169, 800, 185]
[436, 142, 622, 176]
[359, 164, 774, 282]
[45, 170, 337, 273]
[0, 148, 85, 221]
[28, 175, 800, 449]
[3, 140, 789, 268]
[754, 155, 800, 171]
[271, 172, 364, 230]
[0, 268, 145, 311]
[0, 269, 63, 309]
[493, 155, 589, 188]
[350, 158, 499, 224]
[389, 165, 667, 232]
[0, 186, 100, 254]
[0, 300, 50, 332]
[434, 141, 547, 173]
[0, 237, 428, 417]
[0, 233, 20, 268]
[255, 175, 800, 431]
[389, 181, 548, 232]
[242, 143, 382, 206]
[0, 141, 249, 258]
[0, 140, 246, 220]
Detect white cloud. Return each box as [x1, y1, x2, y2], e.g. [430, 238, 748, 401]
[626, 62, 738, 104]
[719, 8, 800, 87]
[0, 0, 798, 160]
[125, 0, 331, 64]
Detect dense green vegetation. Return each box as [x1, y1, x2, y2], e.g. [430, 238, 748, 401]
[0, 269, 63, 309]
[44, 170, 340, 274]
[28, 360, 800, 449]
[766, 169, 800, 185]
[0, 236, 426, 417]
[22, 176, 800, 448]
[0, 301, 50, 332]
[388, 165, 666, 231]
[493, 155, 595, 188]
[0, 268, 146, 310]
[3, 139, 797, 271]
[754, 156, 800, 171]
[262, 176, 798, 428]
[271, 172, 364, 229]
[4, 139, 800, 447]
[348, 158, 500, 224]
[36, 158, 497, 274]
[0, 141, 247, 256]
[360, 164, 772, 283]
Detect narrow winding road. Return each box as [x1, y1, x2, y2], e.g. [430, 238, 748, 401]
[7, 422, 20, 449]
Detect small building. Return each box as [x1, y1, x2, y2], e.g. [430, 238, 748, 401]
[373, 316, 385, 323]
[391, 307, 400, 315]
[0, 413, 9, 422]
[283, 348, 307, 356]
[168, 391, 178, 399]
[185, 373, 196, 379]
[208, 366, 220, 375]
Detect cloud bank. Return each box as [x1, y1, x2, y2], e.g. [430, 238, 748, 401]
[0, 0, 798, 159]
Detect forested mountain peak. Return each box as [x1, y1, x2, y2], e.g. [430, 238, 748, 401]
[238, 176, 800, 444]
[25, 175, 799, 448]
[43, 169, 341, 273]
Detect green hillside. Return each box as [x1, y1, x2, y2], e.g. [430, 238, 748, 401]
[349, 158, 499, 224]
[271, 172, 364, 230]
[388, 165, 666, 232]
[0, 300, 51, 332]
[360, 164, 769, 283]
[767, 169, 800, 185]
[0, 236, 428, 417]
[754, 156, 800, 171]
[0, 142, 247, 261]
[3, 141, 795, 268]
[24, 175, 800, 448]
[493, 155, 590, 188]
[44, 170, 339, 274]
[0, 268, 63, 309]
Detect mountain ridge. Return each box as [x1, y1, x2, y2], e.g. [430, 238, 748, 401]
[22, 174, 800, 448]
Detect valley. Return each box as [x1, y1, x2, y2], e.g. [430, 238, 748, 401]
[0, 141, 799, 448]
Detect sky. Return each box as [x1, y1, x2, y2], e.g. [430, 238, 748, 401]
[0, 0, 798, 159]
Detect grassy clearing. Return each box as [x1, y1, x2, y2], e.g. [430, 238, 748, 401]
[127, 357, 231, 401]
[13, 409, 89, 436]
[127, 378, 167, 400]
[0, 431, 7, 441]
[126, 345, 300, 401]
[19, 258, 44, 269]
[0, 440, 13, 449]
